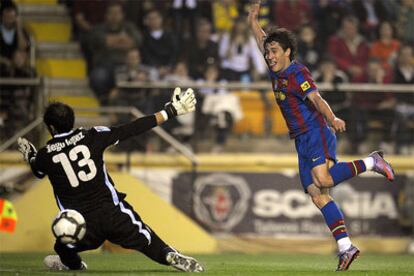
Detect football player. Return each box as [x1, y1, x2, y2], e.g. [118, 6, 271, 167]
[18, 87, 204, 272]
[248, 0, 395, 271]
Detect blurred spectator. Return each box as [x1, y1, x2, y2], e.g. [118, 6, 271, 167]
[212, 0, 238, 36]
[88, 2, 141, 105]
[396, 0, 414, 45]
[71, 0, 107, 72]
[313, 0, 352, 46]
[351, 0, 389, 41]
[197, 64, 243, 152]
[186, 18, 219, 80]
[380, 0, 399, 22]
[0, 1, 29, 70]
[0, 49, 35, 78]
[172, 0, 198, 50]
[0, 49, 36, 142]
[109, 47, 158, 111]
[369, 21, 400, 79]
[141, 9, 178, 79]
[122, 0, 168, 31]
[352, 59, 396, 153]
[328, 16, 370, 82]
[394, 45, 414, 84]
[313, 56, 354, 151]
[218, 17, 266, 82]
[108, 48, 156, 152]
[164, 61, 191, 83]
[164, 62, 195, 147]
[272, 0, 313, 32]
[392, 45, 414, 154]
[313, 56, 349, 116]
[297, 24, 322, 73]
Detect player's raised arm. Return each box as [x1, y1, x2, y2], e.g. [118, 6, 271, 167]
[248, 0, 266, 54]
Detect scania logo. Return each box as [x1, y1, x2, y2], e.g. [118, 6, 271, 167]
[193, 173, 250, 231]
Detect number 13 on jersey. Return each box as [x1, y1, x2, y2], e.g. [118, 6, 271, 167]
[52, 145, 97, 187]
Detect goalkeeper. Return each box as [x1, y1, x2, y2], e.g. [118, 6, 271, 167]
[17, 87, 204, 273]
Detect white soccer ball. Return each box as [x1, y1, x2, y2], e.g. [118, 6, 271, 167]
[52, 209, 86, 244]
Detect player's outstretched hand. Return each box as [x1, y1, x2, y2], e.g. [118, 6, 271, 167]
[164, 87, 196, 118]
[17, 137, 37, 163]
[330, 117, 346, 133]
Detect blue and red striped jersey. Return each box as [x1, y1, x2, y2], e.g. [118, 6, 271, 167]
[268, 60, 326, 138]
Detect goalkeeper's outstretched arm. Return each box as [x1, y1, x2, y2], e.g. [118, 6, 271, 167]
[99, 87, 197, 145]
[248, 0, 267, 54]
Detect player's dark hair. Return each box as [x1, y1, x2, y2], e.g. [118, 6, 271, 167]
[264, 27, 297, 61]
[44, 102, 75, 134]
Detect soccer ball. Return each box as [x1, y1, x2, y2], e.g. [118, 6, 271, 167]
[52, 209, 86, 244]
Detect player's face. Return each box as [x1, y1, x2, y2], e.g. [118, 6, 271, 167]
[264, 41, 291, 73]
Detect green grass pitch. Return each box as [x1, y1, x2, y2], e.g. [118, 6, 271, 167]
[1, 252, 414, 275]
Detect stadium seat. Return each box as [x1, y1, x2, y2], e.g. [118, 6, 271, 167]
[15, 0, 57, 5]
[266, 91, 289, 135]
[36, 58, 86, 79]
[232, 91, 265, 135]
[24, 22, 71, 43]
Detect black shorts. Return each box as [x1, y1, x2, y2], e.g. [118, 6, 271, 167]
[75, 200, 152, 252]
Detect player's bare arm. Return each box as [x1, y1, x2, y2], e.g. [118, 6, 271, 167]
[307, 91, 346, 132]
[248, 0, 266, 54]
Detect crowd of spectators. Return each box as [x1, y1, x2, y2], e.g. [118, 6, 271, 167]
[1, 0, 413, 153]
[65, 0, 412, 153]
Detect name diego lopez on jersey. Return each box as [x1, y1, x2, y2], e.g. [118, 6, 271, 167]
[46, 132, 85, 153]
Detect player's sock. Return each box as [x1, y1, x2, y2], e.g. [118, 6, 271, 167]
[321, 201, 351, 251]
[329, 160, 366, 185]
[337, 237, 352, 253]
[140, 227, 174, 265]
[54, 241, 83, 270]
[363, 156, 374, 170]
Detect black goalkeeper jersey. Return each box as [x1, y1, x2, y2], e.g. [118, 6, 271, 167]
[31, 115, 157, 212]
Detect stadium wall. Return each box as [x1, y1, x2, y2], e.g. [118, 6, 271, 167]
[0, 172, 217, 253]
[1, 153, 413, 254]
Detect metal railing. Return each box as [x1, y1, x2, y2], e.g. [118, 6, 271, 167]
[0, 103, 198, 173]
[1, 78, 413, 155]
[74, 106, 198, 169]
[117, 80, 414, 93]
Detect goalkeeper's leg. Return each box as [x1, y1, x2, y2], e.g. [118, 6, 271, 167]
[141, 228, 204, 272]
[109, 200, 203, 272]
[44, 241, 86, 270]
[140, 226, 174, 265]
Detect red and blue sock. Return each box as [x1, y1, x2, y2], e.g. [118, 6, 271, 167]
[321, 201, 348, 241]
[329, 160, 366, 185]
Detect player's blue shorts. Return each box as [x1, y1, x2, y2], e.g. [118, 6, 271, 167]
[294, 125, 337, 192]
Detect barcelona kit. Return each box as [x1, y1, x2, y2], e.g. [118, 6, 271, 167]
[268, 61, 337, 190]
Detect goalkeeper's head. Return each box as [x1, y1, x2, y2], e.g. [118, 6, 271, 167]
[43, 102, 75, 135]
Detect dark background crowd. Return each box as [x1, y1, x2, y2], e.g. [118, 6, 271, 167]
[0, 0, 413, 154]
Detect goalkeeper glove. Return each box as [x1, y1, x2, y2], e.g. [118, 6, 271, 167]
[164, 87, 196, 119]
[17, 137, 37, 163]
